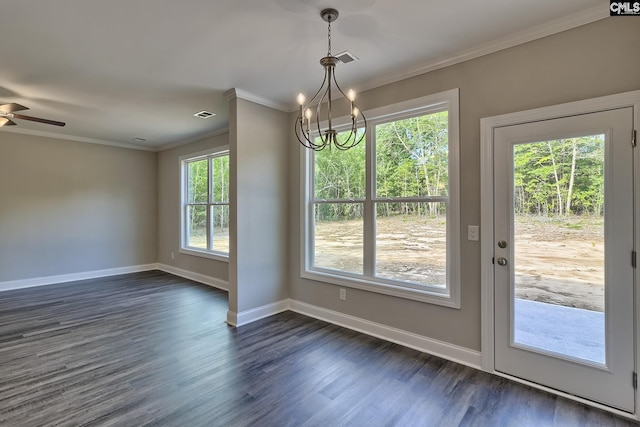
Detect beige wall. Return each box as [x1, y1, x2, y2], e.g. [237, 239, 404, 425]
[229, 96, 289, 315]
[0, 132, 157, 282]
[287, 17, 640, 351]
[156, 133, 230, 282]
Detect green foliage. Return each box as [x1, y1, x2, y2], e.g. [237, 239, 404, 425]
[187, 155, 230, 241]
[376, 112, 448, 199]
[513, 136, 604, 216]
[188, 159, 208, 203]
[313, 112, 449, 221]
[314, 132, 366, 220]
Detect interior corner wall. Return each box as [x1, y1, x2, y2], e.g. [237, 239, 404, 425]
[287, 17, 640, 352]
[0, 132, 158, 282]
[156, 133, 230, 282]
[228, 95, 289, 316]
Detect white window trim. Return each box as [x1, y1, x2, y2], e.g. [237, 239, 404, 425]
[300, 88, 460, 308]
[180, 146, 230, 262]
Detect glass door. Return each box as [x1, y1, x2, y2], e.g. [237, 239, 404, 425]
[493, 107, 635, 412]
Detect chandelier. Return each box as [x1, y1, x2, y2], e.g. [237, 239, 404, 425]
[295, 8, 366, 151]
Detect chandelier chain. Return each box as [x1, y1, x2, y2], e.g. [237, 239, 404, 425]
[327, 20, 332, 56]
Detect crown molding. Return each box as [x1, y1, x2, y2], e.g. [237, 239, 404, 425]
[356, 4, 608, 94]
[0, 126, 156, 151]
[157, 127, 230, 152]
[224, 88, 290, 112]
[0, 123, 232, 153]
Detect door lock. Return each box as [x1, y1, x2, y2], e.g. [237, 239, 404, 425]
[497, 257, 508, 266]
[498, 240, 508, 248]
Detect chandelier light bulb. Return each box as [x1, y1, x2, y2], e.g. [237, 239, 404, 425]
[297, 93, 306, 105]
[347, 89, 356, 102]
[352, 107, 359, 118]
[305, 108, 312, 120]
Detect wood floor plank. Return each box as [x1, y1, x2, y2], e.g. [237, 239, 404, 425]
[0, 271, 636, 426]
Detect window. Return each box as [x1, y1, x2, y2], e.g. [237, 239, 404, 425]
[180, 147, 229, 261]
[302, 90, 460, 307]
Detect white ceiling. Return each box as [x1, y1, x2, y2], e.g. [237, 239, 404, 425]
[0, 0, 606, 150]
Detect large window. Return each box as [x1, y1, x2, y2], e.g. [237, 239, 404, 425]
[302, 90, 460, 306]
[181, 147, 229, 260]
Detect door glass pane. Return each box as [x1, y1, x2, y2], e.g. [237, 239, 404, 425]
[313, 203, 363, 274]
[512, 135, 605, 364]
[375, 202, 446, 287]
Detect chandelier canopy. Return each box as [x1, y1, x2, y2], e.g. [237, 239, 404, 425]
[295, 8, 366, 151]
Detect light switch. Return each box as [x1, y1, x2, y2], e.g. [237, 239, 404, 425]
[468, 225, 479, 241]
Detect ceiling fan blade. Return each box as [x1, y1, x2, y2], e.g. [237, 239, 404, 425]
[0, 103, 29, 113]
[0, 117, 17, 126]
[11, 113, 65, 127]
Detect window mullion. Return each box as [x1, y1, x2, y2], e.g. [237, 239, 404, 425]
[363, 124, 375, 277]
[207, 157, 213, 251]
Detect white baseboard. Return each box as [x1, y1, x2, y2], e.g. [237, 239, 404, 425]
[157, 263, 228, 291]
[0, 263, 159, 292]
[288, 299, 483, 370]
[227, 299, 290, 327]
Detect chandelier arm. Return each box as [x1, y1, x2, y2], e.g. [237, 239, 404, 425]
[315, 82, 331, 148]
[296, 67, 330, 150]
[295, 117, 316, 149]
[355, 110, 367, 146]
[309, 68, 331, 149]
[330, 72, 363, 149]
[296, 105, 327, 151]
[328, 69, 351, 104]
[306, 66, 329, 109]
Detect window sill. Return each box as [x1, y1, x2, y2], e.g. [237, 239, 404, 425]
[179, 247, 229, 262]
[301, 268, 460, 309]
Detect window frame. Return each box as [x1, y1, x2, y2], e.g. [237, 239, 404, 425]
[300, 89, 460, 308]
[180, 146, 230, 262]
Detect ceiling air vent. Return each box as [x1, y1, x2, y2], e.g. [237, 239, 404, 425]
[335, 50, 358, 64]
[194, 110, 216, 119]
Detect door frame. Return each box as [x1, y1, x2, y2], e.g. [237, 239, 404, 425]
[480, 89, 640, 418]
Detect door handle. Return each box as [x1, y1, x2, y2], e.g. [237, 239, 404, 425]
[497, 257, 508, 266]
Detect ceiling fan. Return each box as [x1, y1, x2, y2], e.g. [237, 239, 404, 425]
[0, 103, 65, 127]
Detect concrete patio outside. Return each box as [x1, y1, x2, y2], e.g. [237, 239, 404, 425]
[514, 298, 605, 364]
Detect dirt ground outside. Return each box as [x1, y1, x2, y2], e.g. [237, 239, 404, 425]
[191, 215, 604, 312]
[315, 215, 604, 312]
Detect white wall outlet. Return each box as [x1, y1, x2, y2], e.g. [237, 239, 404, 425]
[468, 225, 480, 241]
[339, 288, 347, 301]
[171, 252, 175, 259]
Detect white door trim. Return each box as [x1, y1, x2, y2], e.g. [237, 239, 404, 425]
[480, 89, 640, 416]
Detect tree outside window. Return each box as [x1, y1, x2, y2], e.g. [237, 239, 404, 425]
[181, 149, 229, 259]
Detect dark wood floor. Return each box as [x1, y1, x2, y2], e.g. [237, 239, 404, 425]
[0, 271, 636, 426]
